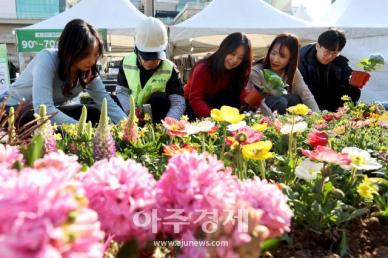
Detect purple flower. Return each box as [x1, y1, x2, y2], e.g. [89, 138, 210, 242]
[93, 98, 116, 161]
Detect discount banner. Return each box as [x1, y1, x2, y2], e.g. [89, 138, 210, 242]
[16, 29, 62, 52]
[16, 29, 108, 53]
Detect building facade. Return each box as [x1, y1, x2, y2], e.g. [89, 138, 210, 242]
[0, 0, 75, 64]
[15, 0, 66, 19]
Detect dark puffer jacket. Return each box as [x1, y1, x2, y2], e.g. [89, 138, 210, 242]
[299, 43, 360, 112]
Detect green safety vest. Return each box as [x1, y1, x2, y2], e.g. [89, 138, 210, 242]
[122, 52, 174, 106]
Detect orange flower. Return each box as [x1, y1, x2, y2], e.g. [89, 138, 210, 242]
[163, 144, 198, 157]
[161, 117, 188, 137]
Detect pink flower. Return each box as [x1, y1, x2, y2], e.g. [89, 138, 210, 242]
[0, 215, 52, 257]
[302, 146, 351, 166]
[58, 209, 104, 258]
[161, 117, 188, 137]
[156, 152, 239, 235]
[123, 96, 139, 143]
[0, 165, 104, 258]
[259, 117, 273, 126]
[273, 119, 283, 131]
[0, 144, 23, 169]
[239, 177, 293, 237]
[123, 119, 139, 143]
[0, 168, 77, 233]
[307, 131, 328, 148]
[313, 120, 328, 130]
[81, 156, 157, 244]
[177, 230, 210, 258]
[231, 127, 264, 145]
[33, 151, 80, 174]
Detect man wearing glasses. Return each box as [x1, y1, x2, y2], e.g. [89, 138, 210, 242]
[299, 29, 364, 112]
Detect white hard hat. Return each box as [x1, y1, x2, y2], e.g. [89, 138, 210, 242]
[135, 17, 167, 54]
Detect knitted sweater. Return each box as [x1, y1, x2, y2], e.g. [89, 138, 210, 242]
[2, 49, 126, 125]
[184, 62, 241, 118]
[246, 63, 320, 114]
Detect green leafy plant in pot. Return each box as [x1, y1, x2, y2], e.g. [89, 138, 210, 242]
[351, 53, 385, 88]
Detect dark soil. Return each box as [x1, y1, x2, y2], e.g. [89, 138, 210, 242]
[264, 217, 388, 258]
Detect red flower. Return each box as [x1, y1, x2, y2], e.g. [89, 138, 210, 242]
[307, 131, 328, 148]
[322, 114, 334, 122]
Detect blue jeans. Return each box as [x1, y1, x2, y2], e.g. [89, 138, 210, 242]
[265, 94, 302, 114]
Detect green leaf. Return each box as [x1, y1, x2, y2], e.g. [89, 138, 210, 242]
[261, 238, 280, 252]
[338, 230, 349, 257]
[21, 135, 44, 166]
[344, 208, 368, 223]
[117, 239, 139, 258]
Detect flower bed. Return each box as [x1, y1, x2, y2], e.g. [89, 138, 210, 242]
[1, 98, 387, 257]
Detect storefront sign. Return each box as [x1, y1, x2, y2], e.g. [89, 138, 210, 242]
[0, 44, 10, 95]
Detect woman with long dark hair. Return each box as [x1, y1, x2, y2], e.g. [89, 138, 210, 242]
[184, 32, 252, 118]
[0, 19, 126, 125]
[246, 33, 319, 115]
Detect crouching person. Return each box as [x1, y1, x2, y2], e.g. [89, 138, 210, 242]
[115, 17, 185, 123]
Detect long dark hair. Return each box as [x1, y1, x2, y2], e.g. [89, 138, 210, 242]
[193, 32, 252, 90]
[58, 19, 103, 96]
[261, 33, 299, 87]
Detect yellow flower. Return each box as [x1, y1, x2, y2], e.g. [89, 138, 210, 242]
[287, 104, 310, 116]
[252, 123, 267, 132]
[139, 127, 149, 137]
[210, 106, 245, 124]
[180, 115, 189, 122]
[242, 140, 274, 161]
[357, 102, 366, 109]
[333, 125, 346, 135]
[144, 113, 152, 122]
[378, 113, 388, 121]
[61, 124, 77, 138]
[341, 95, 350, 101]
[370, 113, 380, 120]
[357, 176, 379, 200]
[54, 133, 62, 141]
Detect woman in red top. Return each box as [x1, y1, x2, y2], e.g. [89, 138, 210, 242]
[184, 32, 252, 119]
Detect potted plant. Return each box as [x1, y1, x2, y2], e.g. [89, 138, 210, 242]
[244, 69, 287, 107]
[350, 53, 385, 88]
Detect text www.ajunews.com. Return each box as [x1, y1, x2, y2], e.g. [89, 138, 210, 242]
[153, 240, 228, 247]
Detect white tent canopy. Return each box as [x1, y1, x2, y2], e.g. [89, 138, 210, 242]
[316, 0, 388, 38]
[20, 0, 146, 34]
[315, 0, 388, 104]
[293, 5, 312, 22]
[170, 0, 323, 56]
[16, 0, 146, 70]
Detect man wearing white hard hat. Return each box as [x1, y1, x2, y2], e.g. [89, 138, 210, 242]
[115, 17, 185, 123]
